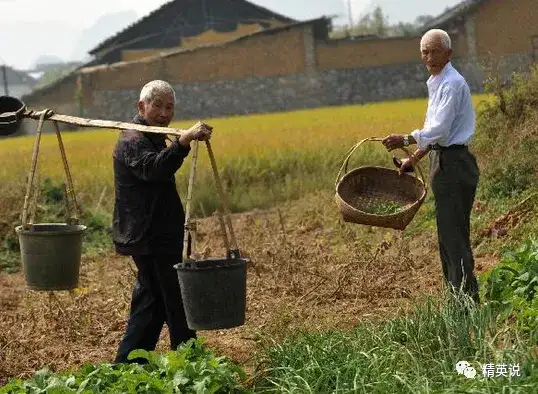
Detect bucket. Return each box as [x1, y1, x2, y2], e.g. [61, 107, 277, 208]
[15, 223, 87, 291]
[0, 96, 26, 136]
[175, 257, 248, 330]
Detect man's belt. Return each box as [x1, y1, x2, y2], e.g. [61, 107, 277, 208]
[430, 143, 467, 151]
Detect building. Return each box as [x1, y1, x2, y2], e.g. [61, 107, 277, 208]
[87, 0, 297, 66]
[422, 0, 537, 61]
[0, 66, 37, 99]
[19, 0, 537, 129]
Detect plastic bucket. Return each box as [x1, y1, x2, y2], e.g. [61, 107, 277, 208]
[0, 96, 26, 136]
[15, 223, 87, 291]
[175, 257, 248, 330]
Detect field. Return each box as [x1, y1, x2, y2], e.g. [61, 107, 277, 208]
[0, 97, 490, 216]
[1, 69, 538, 393]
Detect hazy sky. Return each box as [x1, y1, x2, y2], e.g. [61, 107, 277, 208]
[0, 0, 462, 70]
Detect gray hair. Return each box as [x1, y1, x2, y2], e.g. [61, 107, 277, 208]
[139, 80, 176, 103]
[420, 29, 452, 49]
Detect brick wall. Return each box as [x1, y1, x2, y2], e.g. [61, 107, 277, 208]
[316, 36, 422, 70]
[475, 0, 537, 56]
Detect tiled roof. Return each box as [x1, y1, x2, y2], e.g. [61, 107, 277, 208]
[88, 0, 297, 56]
[421, 0, 488, 31]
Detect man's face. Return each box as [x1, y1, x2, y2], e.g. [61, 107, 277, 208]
[420, 37, 452, 76]
[138, 92, 175, 127]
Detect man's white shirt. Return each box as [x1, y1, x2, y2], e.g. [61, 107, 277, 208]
[411, 62, 475, 151]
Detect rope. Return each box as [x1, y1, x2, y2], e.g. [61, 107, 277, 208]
[183, 140, 199, 262]
[182, 138, 240, 262]
[21, 111, 46, 229]
[53, 120, 81, 224]
[205, 140, 238, 251]
[20, 111, 81, 229]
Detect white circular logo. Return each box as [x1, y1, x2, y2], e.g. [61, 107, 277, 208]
[456, 360, 470, 374]
[463, 366, 477, 379]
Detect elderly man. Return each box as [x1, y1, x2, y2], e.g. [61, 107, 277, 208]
[382, 29, 480, 303]
[112, 80, 213, 363]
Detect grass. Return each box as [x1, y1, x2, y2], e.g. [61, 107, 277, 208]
[253, 292, 538, 393]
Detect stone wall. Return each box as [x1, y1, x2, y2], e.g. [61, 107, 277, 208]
[86, 52, 534, 123]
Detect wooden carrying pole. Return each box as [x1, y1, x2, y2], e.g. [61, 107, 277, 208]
[22, 110, 186, 137]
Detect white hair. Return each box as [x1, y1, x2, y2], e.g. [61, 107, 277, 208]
[139, 80, 176, 103]
[421, 29, 452, 49]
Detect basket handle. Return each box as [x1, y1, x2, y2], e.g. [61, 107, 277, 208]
[334, 137, 428, 191]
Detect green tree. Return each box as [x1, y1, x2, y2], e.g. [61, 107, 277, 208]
[329, 7, 434, 39]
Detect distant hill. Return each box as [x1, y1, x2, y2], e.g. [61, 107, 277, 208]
[34, 55, 65, 67]
[69, 10, 139, 62]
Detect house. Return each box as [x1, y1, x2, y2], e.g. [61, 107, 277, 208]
[86, 0, 297, 66]
[19, 0, 537, 128]
[422, 0, 537, 62]
[0, 66, 37, 99]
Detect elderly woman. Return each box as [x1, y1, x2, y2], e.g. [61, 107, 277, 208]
[382, 29, 480, 304]
[112, 80, 213, 363]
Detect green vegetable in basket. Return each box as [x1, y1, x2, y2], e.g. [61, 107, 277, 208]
[364, 201, 403, 215]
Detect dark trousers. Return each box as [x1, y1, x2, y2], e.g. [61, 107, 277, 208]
[429, 147, 480, 303]
[115, 254, 196, 363]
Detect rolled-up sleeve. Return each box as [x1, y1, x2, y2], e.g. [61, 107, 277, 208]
[411, 85, 459, 150]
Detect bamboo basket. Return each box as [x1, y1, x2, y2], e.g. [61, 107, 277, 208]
[334, 138, 428, 230]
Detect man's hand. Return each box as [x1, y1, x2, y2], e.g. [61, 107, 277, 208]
[188, 121, 213, 141]
[382, 134, 405, 151]
[178, 121, 213, 146]
[382, 134, 416, 151]
[398, 157, 415, 175]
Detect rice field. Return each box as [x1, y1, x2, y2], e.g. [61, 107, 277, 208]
[0, 95, 491, 215]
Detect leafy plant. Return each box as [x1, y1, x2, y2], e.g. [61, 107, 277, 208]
[363, 200, 404, 215]
[0, 338, 249, 393]
[481, 238, 538, 332]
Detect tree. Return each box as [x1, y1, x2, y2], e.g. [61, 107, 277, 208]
[329, 6, 434, 39]
[371, 6, 388, 36]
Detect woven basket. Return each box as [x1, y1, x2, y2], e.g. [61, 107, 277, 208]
[335, 138, 428, 230]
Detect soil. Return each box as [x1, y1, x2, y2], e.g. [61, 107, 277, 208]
[0, 201, 499, 386]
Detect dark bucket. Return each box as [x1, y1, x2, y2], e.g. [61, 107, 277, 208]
[175, 257, 248, 331]
[15, 223, 87, 291]
[0, 96, 26, 136]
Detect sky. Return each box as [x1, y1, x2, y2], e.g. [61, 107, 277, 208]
[0, 0, 463, 70]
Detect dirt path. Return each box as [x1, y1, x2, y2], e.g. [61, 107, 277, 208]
[0, 194, 497, 385]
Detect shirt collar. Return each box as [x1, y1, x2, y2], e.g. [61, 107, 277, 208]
[133, 114, 167, 146]
[427, 61, 453, 90]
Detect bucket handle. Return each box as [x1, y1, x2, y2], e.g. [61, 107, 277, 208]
[334, 137, 428, 191]
[183, 139, 240, 263]
[21, 111, 81, 230]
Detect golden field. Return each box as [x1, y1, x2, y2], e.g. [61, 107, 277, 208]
[0, 95, 491, 215]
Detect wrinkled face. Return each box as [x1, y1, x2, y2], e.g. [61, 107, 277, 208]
[420, 36, 452, 76]
[137, 91, 175, 127]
